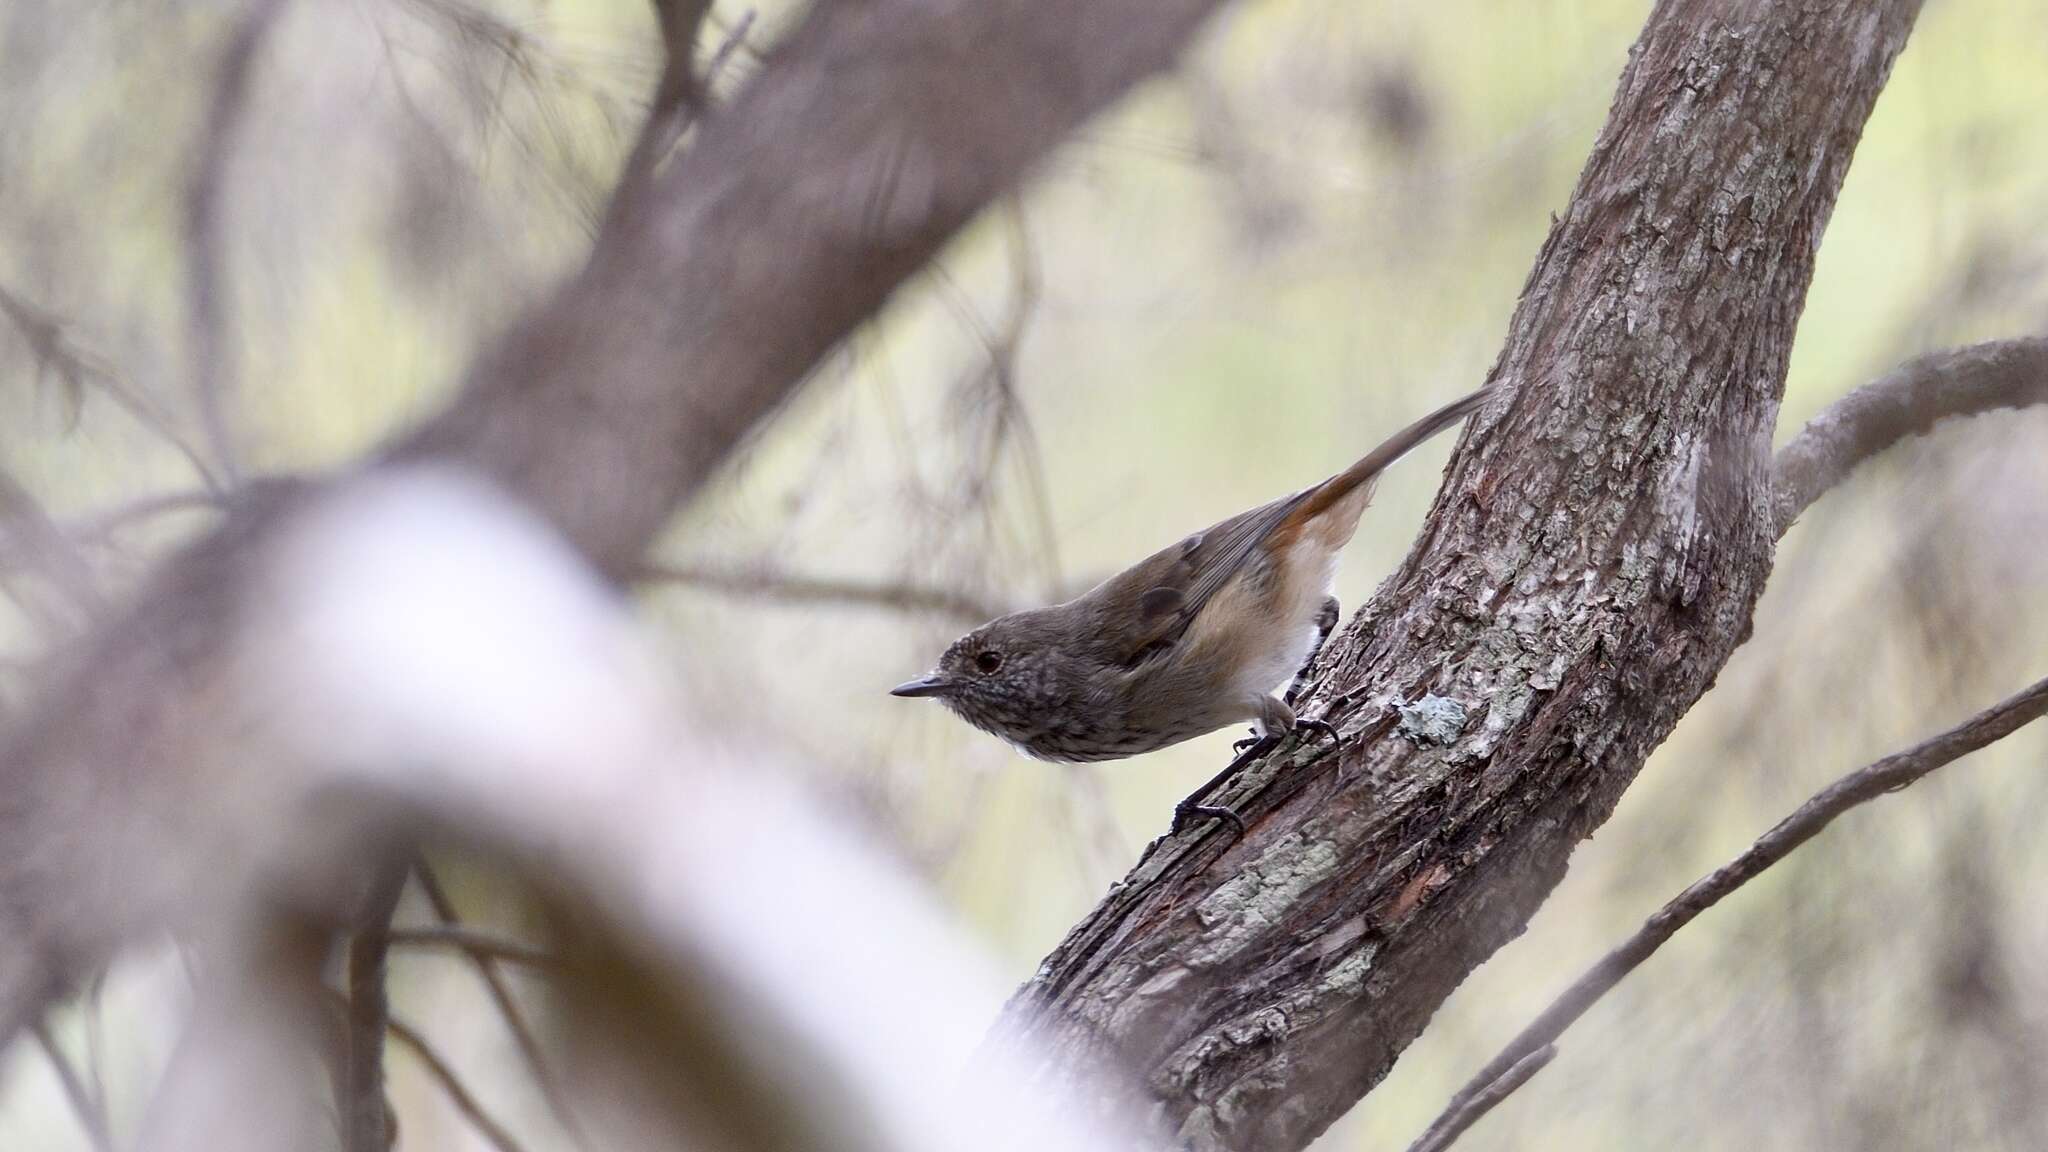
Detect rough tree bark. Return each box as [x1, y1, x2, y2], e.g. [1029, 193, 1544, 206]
[1000, 2, 1924, 1148]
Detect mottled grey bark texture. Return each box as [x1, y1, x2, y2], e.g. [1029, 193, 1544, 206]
[1000, 3, 1924, 1148]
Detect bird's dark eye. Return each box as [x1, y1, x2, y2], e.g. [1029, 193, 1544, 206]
[974, 650, 1004, 675]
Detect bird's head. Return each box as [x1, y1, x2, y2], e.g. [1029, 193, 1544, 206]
[890, 609, 1082, 752]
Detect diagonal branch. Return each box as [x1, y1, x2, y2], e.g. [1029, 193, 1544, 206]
[388, 0, 1235, 577]
[385, 1013, 533, 1152]
[1771, 337, 2048, 536]
[1403, 1045, 1554, 1152]
[1404, 675, 2048, 1152]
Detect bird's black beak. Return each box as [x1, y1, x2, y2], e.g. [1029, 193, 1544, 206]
[890, 673, 952, 698]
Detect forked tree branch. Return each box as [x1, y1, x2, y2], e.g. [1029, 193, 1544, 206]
[1405, 675, 2048, 1152]
[1403, 1045, 1553, 1152]
[612, 0, 747, 198]
[1771, 337, 2048, 536]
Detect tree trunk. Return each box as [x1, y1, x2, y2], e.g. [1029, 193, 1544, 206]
[1001, 2, 1924, 1148]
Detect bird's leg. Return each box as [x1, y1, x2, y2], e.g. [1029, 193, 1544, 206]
[1172, 734, 1275, 836]
[1283, 595, 1341, 707]
[1175, 692, 1343, 835]
[1240, 606, 1341, 754]
[1269, 680, 1344, 751]
[1293, 716, 1341, 746]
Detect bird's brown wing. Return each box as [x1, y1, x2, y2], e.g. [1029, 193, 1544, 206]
[1078, 489, 1312, 667]
[1074, 389, 1489, 668]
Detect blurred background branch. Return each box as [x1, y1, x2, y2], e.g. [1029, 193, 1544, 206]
[1408, 675, 2048, 1152]
[182, 0, 287, 491]
[1774, 337, 2048, 534]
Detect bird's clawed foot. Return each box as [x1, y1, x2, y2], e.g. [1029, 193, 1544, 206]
[1293, 716, 1342, 748]
[1172, 706, 1358, 837]
[1172, 732, 1279, 837]
[1171, 800, 1246, 837]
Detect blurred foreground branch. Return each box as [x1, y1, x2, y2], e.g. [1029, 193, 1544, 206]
[0, 1, 1240, 1145]
[1772, 337, 2048, 535]
[1405, 675, 2048, 1152]
[0, 0, 1233, 1043]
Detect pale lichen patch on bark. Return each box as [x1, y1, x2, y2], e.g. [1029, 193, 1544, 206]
[1396, 695, 1468, 745]
[1187, 837, 1343, 969]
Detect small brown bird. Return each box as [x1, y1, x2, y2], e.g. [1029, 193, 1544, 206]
[893, 388, 1488, 829]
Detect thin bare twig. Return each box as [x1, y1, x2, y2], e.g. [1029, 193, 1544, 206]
[1772, 337, 2048, 536]
[388, 925, 553, 969]
[415, 862, 588, 1148]
[0, 285, 99, 417]
[345, 864, 409, 1152]
[636, 560, 1007, 623]
[924, 201, 1066, 599]
[32, 1019, 115, 1152]
[1405, 676, 2048, 1152]
[385, 1014, 533, 1152]
[0, 284, 225, 488]
[1404, 1045, 1554, 1152]
[186, 0, 289, 489]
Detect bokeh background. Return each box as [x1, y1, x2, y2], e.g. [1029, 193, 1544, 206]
[4, 0, 2048, 1148]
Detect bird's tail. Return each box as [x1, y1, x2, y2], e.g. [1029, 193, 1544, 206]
[1286, 387, 1491, 531]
